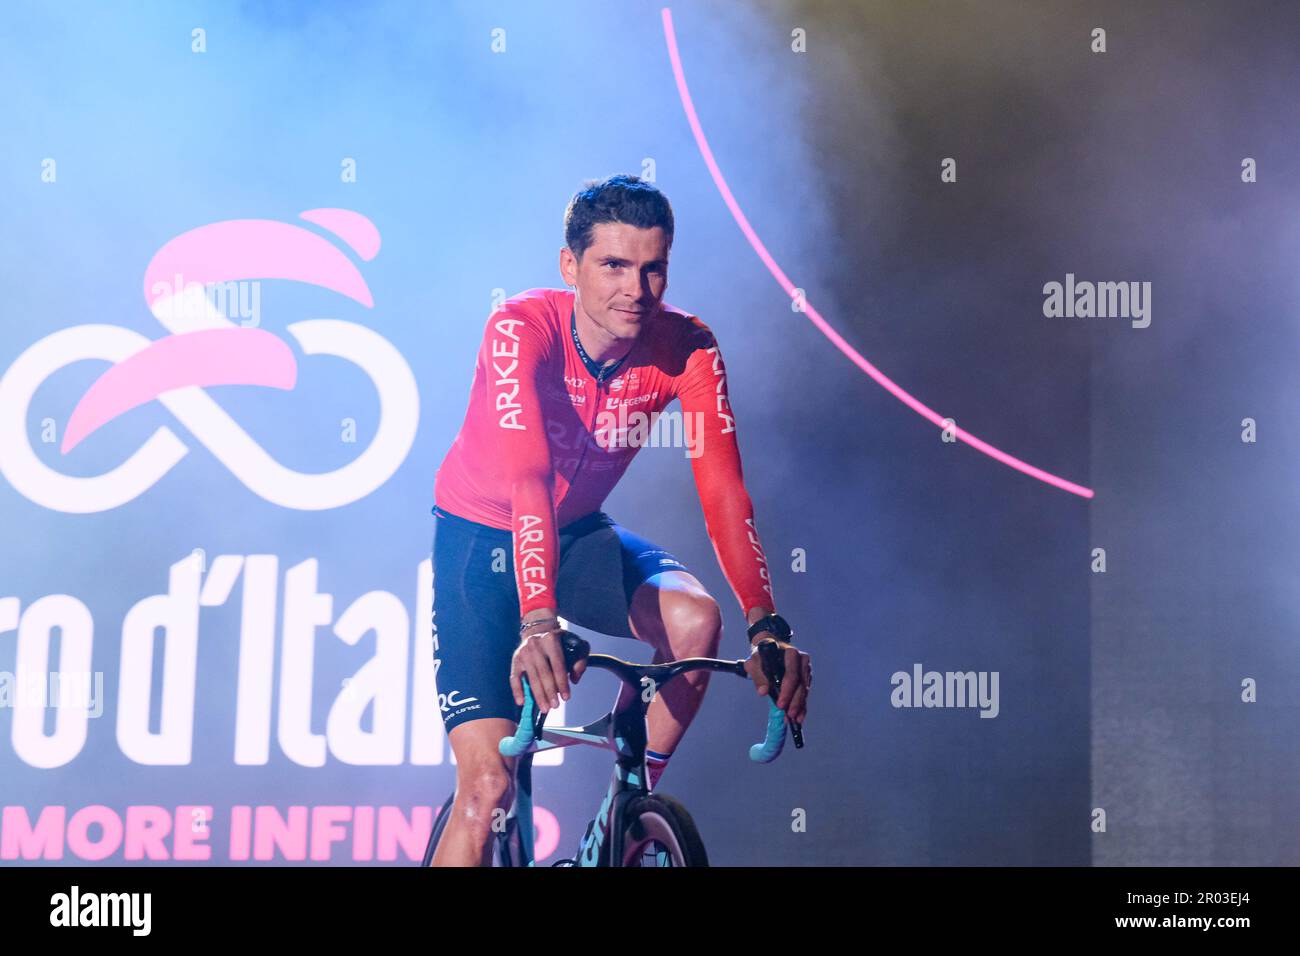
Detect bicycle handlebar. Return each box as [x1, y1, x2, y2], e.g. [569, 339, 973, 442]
[749, 639, 790, 763]
[498, 678, 541, 757]
[497, 630, 802, 762]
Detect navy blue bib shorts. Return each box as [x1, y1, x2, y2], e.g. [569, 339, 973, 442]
[429, 505, 689, 734]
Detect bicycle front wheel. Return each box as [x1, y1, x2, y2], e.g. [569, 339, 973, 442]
[421, 790, 457, 867]
[616, 793, 709, 867]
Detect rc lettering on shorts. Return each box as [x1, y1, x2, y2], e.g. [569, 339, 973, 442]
[439, 689, 480, 717]
[516, 513, 549, 600]
[493, 315, 525, 430]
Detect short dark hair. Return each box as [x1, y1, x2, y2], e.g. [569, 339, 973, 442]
[564, 174, 675, 262]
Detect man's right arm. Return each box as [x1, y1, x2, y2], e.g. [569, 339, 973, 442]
[482, 307, 560, 622]
[481, 305, 585, 712]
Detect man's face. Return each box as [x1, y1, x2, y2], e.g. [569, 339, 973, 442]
[561, 222, 669, 341]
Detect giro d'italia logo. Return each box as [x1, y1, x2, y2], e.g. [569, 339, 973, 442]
[0, 209, 418, 513]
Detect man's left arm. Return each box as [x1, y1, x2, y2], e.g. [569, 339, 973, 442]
[676, 328, 773, 623]
[676, 326, 811, 722]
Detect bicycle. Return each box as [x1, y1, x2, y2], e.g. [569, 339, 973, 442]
[420, 630, 804, 866]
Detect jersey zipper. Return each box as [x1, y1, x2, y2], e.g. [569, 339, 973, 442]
[570, 368, 610, 479]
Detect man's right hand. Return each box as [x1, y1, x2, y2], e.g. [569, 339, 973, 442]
[509, 625, 586, 713]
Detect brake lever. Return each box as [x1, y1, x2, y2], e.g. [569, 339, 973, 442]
[558, 630, 591, 671]
[757, 639, 804, 749]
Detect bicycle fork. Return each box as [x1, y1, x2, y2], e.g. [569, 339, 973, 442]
[504, 752, 537, 866]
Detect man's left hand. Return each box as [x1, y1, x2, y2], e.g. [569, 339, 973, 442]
[744, 638, 811, 725]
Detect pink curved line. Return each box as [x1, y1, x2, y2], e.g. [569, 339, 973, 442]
[660, 8, 1093, 500]
[300, 208, 382, 261]
[142, 219, 374, 309]
[62, 327, 297, 453]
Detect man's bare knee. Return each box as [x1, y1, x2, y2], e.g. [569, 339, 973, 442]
[630, 573, 724, 659]
[445, 719, 518, 840]
[663, 595, 722, 658]
[459, 764, 514, 810]
[451, 763, 515, 841]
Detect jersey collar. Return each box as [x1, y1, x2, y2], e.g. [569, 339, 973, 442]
[571, 306, 632, 384]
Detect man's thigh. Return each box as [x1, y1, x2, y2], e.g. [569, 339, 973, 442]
[554, 514, 692, 643]
[431, 508, 525, 735]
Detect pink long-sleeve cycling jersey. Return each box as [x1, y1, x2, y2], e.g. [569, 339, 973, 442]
[434, 287, 775, 620]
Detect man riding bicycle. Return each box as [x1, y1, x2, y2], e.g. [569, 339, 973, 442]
[428, 174, 812, 866]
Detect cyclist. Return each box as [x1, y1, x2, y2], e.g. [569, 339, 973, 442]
[429, 174, 811, 866]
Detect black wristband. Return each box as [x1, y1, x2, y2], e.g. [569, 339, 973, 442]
[747, 613, 792, 644]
